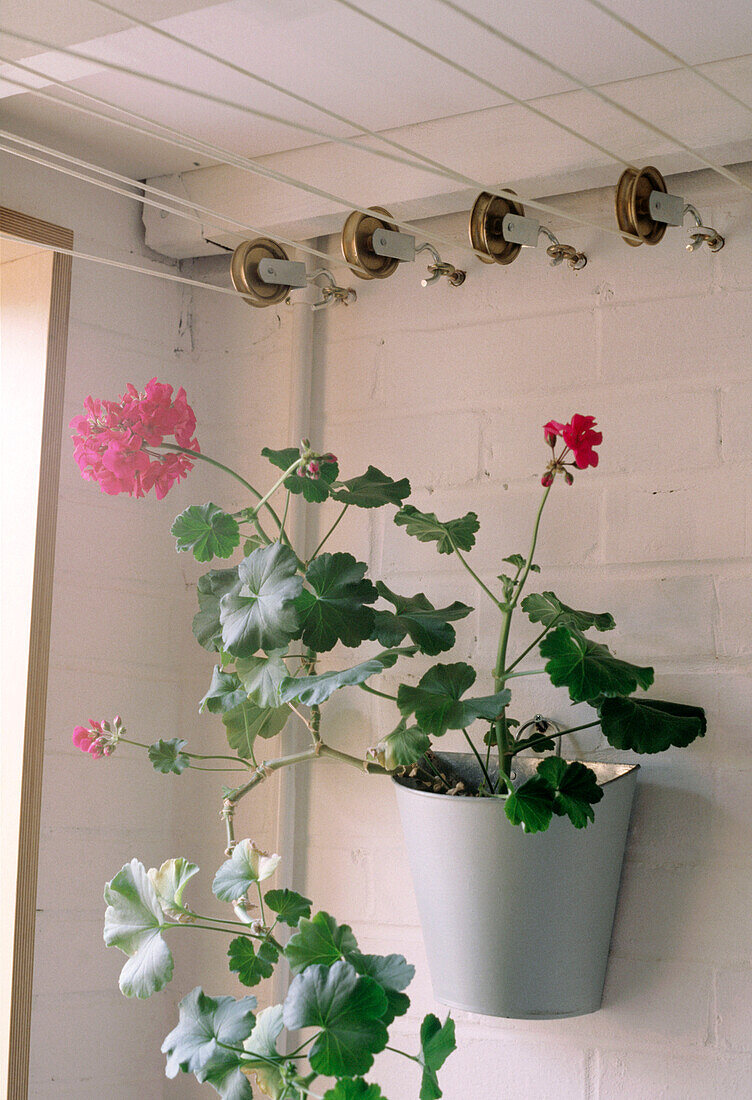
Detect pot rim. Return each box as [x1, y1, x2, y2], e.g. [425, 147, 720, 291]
[392, 754, 640, 803]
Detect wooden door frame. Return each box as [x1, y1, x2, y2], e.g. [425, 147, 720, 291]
[1, 208, 73, 1099]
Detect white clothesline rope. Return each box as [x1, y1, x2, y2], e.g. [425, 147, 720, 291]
[581, 0, 752, 120]
[0, 26, 495, 260]
[0, 129, 367, 275]
[81, 0, 639, 242]
[0, 230, 260, 298]
[433, 0, 752, 195]
[0, 34, 646, 247]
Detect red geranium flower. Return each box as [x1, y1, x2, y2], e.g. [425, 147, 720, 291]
[561, 414, 602, 469]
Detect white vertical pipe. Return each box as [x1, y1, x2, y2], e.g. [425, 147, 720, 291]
[272, 251, 317, 1005]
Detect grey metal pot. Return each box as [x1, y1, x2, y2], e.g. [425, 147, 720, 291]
[393, 752, 639, 1019]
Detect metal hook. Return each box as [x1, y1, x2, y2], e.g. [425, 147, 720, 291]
[538, 225, 588, 271]
[683, 203, 725, 253]
[416, 242, 466, 287]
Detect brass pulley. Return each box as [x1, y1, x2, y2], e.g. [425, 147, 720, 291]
[340, 207, 402, 280]
[230, 238, 292, 307]
[468, 191, 526, 265]
[614, 166, 668, 247]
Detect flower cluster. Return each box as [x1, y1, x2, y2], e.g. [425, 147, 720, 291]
[72, 716, 125, 759]
[541, 414, 602, 486]
[298, 450, 337, 480]
[70, 379, 199, 499]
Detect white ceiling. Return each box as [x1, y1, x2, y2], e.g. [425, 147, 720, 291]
[1, 0, 751, 180]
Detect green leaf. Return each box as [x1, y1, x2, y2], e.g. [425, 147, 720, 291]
[285, 910, 359, 975]
[330, 465, 410, 509]
[324, 1080, 386, 1100]
[419, 1014, 456, 1100]
[162, 987, 256, 1097]
[103, 858, 173, 998]
[372, 583, 473, 656]
[228, 938, 279, 987]
[501, 554, 540, 573]
[374, 720, 431, 769]
[504, 776, 556, 833]
[148, 857, 199, 921]
[172, 503, 240, 563]
[264, 888, 312, 928]
[537, 757, 603, 828]
[213, 839, 281, 902]
[297, 553, 378, 652]
[148, 737, 190, 775]
[236, 652, 288, 708]
[241, 1005, 285, 1099]
[351, 952, 414, 1025]
[397, 662, 511, 737]
[280, 647, 416, 707]
[539, 627, 654, 704]
[261, 445, 301, 471]
[220, 542, 302, 657]
[598, 695, 706, 754]
[200, 667, 248, 714]
[193, 568, 240, 651]
[282, 960, 388, 1077]
[222, 699, 289, 759]
[394, 505, 479, 554]
[243, 533, 265, 555]
[521, 591, 615, 633]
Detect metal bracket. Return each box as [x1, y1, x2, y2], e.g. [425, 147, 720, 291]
[648, 190, 685, 227]
[371, 227, 416, 262]
[491, 211, 587, 271]
[501, 212, 540, 248]
[258, 257, 308, 288]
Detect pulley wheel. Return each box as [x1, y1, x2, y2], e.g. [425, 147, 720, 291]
[614, 165, 668, 247]
[230, 238, 291, 307]
[469, 191, 525, 266]
[340, 207, 401, 280]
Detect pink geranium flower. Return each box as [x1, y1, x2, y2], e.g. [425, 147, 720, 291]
[72, 716, 124, 758]
[70, 380, 199, 498]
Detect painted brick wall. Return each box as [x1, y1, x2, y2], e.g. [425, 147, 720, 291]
[0, 154, 293, 1097]
[291, 166, 752, 1100]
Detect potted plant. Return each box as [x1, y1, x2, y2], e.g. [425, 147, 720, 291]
[68, 383, 705, 1076]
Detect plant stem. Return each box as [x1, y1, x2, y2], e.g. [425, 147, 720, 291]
[251, 457, 304, 519]
[281, 489, 291, 539]
[385, 1046, 421, 1064]
[492, 483, 552, 785]
[319, 744, 388, 774]
[505, 618, 560, 674]
[510, 484, 551, 612]
[307, 504, 349, 563]
[255, 881, 267, 928]
[188, 765, 250, 772]
[159, 443, 290, 547]
[450, 539, 503, 610]
[287, 702, 315, 733]
[512, 718, 601, 754]
[359, 682, 398, 701]
[461, 727, 494, 792]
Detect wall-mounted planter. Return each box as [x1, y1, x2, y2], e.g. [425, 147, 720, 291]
[393, 753, 639, 1019]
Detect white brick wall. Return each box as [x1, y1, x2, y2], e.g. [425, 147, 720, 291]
[294, 169, 752, 1099]
[8, 151, 752, 1098]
